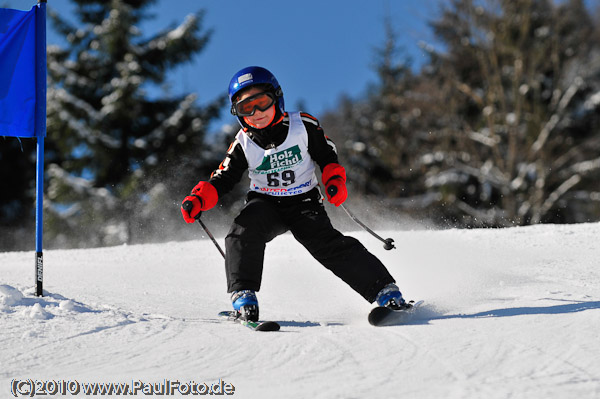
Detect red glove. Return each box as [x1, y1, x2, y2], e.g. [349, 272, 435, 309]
[322, 163, 347, 207]
[181, 181, 218, 223]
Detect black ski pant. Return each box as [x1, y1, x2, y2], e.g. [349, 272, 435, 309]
[224, 189, 395, 303]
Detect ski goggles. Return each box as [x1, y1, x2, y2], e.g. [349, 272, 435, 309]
[231, 92, 276, 117]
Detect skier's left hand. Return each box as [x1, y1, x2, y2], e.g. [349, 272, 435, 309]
[322, 163, 348, 207]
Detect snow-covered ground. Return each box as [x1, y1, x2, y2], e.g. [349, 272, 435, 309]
[2, 222, 600, 398]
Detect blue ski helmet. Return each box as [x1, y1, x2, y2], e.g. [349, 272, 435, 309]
[228, 66, 285, 115]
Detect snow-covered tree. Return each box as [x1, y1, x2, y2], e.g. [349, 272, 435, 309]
[0, 138, 37, 250]
[424, 0, 600, 226]
[321, 17, 421, 198]
[324, 0, 600, 227]
[43, 0, 224, 247]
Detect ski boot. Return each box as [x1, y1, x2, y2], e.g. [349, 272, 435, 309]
[231, 290, 259, 322]
[375, 283, 412, 311]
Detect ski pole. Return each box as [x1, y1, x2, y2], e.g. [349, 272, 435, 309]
[182, 201, 226, 259]
[327, 186, 396, 250]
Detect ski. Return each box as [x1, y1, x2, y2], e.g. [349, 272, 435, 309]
[368, 300, 424, 326]
[218, 311, 280, 332]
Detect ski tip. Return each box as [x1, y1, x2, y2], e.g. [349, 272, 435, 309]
[368, 299, 424, 327]
[255, 321, 281, 332]
[368, 306, 392, 326]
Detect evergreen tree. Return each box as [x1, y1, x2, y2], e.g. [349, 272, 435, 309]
[322, 18, 417, 198]
[0, 137, 36, 250]
[426, 0, 600, 226]
[43, 0, 224, 247]
[324, 0, 600, 227]
[321, 17, 443, 221]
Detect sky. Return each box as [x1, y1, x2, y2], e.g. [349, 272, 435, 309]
[3, 0, 442, 131]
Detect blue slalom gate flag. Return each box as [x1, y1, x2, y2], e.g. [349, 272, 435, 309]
[1, 2, 47, 296]
[0, 4, 46, 138]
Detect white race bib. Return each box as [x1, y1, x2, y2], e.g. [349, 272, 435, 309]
[236, 112, 319, 196]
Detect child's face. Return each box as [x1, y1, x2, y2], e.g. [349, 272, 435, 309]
[238, 87, 277, 129]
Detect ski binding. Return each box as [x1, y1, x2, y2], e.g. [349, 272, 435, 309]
[218, 311, 280, 332]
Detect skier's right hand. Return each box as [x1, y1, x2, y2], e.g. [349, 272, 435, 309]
[181, 181, 218, 223]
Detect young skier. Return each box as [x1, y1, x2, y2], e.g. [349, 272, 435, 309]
[181, 66, 409, 321]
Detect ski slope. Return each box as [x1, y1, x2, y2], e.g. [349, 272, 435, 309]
[1, 223, 600, 398]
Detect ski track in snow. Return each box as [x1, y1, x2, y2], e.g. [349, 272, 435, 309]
[1, 223, 600, 398]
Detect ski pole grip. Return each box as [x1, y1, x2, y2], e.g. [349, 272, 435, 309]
[182, 199, 202, 220]
[182, 200, 193, 212]
[327, 185, 338, 197]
